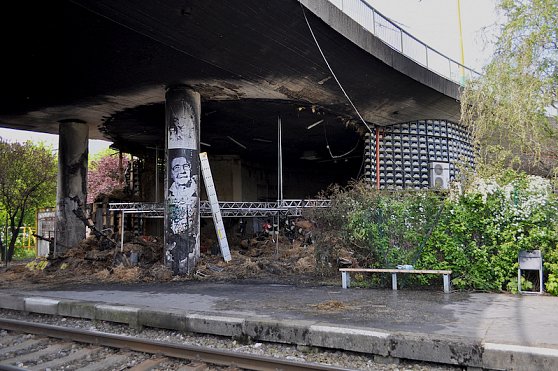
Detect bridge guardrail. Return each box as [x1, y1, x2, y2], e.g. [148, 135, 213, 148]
[328, 0, 481, 85]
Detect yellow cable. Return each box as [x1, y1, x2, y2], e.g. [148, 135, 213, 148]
[457, 0, 466, 83]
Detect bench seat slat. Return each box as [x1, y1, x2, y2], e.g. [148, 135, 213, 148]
[339, 268, 451, 274]
[340, 268, 452, 292]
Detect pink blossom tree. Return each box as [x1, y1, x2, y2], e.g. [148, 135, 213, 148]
[87, 153, 129, 203]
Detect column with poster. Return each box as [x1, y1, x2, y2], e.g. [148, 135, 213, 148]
[164, 86, 201, 275]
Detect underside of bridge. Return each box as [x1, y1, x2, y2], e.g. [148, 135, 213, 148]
[0, 0, 460, 153]
[1, 0, 465, 268]
[107, 98, 364, 200]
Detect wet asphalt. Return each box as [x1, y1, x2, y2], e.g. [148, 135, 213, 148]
[5, 280, 558, 350]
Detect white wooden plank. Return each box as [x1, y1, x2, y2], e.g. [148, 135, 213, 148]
[199, 152, 231, 262]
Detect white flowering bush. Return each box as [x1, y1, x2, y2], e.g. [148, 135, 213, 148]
[419, 171, 558, 293]
[469, 175, 551, 212]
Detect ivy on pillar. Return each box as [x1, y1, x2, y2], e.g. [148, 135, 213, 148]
[164, 85, 201, 275]
[55, 119, 88, 254]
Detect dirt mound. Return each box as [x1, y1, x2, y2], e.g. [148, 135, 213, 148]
[194, 236, 317, 281]
[0, 218, 335, 289]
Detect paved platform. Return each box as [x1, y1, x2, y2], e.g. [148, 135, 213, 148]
[1, 281, 557, 370]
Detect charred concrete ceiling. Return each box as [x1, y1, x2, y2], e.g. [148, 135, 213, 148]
[0, 0, 461, 173]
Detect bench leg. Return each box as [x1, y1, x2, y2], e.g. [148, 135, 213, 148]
[342, 272, 350, 289]
[391, 273, 398, 290]
[443, 274, 450, 293]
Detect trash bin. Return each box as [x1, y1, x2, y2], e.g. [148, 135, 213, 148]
[518, 250, 543, 294]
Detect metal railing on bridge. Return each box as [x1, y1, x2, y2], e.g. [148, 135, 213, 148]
[328, 0, 481, 85]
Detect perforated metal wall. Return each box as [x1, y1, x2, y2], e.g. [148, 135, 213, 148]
[364, 120, 474, 189]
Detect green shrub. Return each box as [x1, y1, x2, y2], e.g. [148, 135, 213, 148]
[422, 174, 558, 291]
[12, 247, 36, 261]
[506, 276, 534, 294]
[310, 171, 558, 294]
[543, 247, 558, 295]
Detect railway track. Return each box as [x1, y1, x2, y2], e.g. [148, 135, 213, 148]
[0, 318, 353, 371]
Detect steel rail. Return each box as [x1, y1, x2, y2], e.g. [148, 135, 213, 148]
[0, 365, 28, 371]
[0, 318, 354, 371]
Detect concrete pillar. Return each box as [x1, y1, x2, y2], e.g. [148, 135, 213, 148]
[164, 85, 201, 275]
[56, 120, 88, 254]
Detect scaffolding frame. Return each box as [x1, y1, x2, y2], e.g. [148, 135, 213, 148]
[108, 200, 330, 251]
[108, 199, 330, 218]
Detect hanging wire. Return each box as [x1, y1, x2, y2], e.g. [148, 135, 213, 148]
[356, 142, 368, 179]
[299, 2, 373, 133]
[323, 123, 360, 159]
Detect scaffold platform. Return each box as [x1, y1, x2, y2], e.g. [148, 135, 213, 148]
[108, 199, 330, 218]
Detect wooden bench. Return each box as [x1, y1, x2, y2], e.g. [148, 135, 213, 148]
[340, 268, 452, 293]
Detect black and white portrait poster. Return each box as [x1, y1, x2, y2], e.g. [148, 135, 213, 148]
[165, 92, 200, 275]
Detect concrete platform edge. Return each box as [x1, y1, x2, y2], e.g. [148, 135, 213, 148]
[0, 294, 557, 370]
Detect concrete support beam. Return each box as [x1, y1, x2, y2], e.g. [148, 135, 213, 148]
[164, 85, 201, 275]
[56, 120, 88, 254]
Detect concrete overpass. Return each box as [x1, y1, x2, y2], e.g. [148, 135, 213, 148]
[0, 0, 476, 273]
[0, 0, 469, 150]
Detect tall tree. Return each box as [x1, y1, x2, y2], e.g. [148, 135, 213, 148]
[0, 139, 57, 261]
[460, 0, 558, 177]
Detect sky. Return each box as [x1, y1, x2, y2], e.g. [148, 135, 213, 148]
[0, 128, 112, 156]
[0, 0, 502, 155]
[366, 0, 502, 71]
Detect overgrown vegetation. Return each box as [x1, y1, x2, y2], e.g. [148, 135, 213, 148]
[461, 0, 557, 178]
[0, 139, 57, 262]
[12, 247, 36, 261]
[309, 172, 558, 295]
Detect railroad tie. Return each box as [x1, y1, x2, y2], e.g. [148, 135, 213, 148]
[128, 356, 168, 371]
[75, 352, 132, 371]
[0, 338, 44, 356]
[1, 342, 73, 366]
[177, 362, 210, 371]
[29, 346, 102, 371]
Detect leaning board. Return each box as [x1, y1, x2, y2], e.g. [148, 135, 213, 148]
[199, 152, 231, 262]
